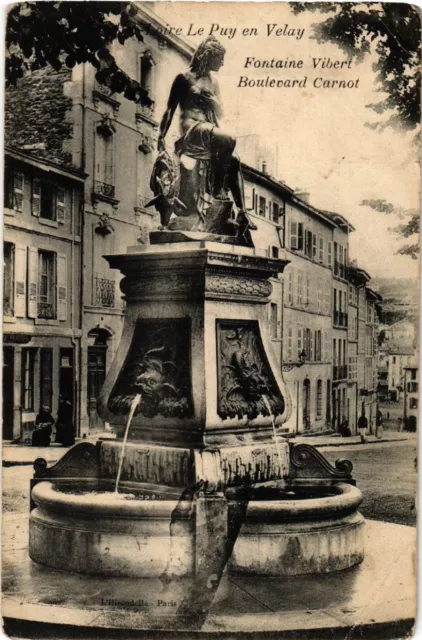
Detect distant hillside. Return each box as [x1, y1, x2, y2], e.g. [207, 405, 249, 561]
[371, 277, 419, 326]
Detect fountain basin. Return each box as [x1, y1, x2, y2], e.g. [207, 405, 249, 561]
[229, 483, 365, 575]
[29, 480, 364, 578]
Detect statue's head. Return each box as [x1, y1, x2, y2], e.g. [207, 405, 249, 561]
[190, 36, 226, 76]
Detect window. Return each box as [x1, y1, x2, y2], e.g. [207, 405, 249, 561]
[298, 222, 304, 250]
[317, 280, 322, 312]
[270, 303, 278, 338]
[304, 328, 313, 361]
[4, 242, 14, 316]
[319, 236, 324, 263]
[40, 348, 53, 409]
[315, 330, 322, 361]
[393, 356, 396, 365]
[140, 52, 154, 97]
[38, 251, 56, 319]
[312, 234, 317, 260]
[305, 230, 313, 258]
[287, 268, 293, 305]
[21, 349, 36, 411]
[271, 246, 279, 259]
[316, 380, 322, 418]
[297, 271, 303, 305]
[290, 222, 298, 249]
[407, 382, 418, 393]
[258, 196, 266, 217]
[31, 178, 67, 222]
[410, 398, 418, 409]
[297, 326, 303, 359]
[5, 169, 24, 212]
[327, 241, 333, 268]
[95, 118, 116, 195]
[287, 326, 293, 360]
[272, 202, 280, 223]
[306, 275, 311, 306]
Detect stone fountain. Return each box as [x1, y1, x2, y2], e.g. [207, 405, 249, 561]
[29, 236, 364, 579]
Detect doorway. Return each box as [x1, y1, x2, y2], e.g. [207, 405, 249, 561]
[302, 379, 311, 431]
[87, 344, 107, 430]
[3, 347, 14, 440]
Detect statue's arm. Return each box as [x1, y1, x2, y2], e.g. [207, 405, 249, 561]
[213, 78, 223, 120]
[158, 73, 187, 151]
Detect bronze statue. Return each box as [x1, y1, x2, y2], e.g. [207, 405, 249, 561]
[148, 36, 255, 245]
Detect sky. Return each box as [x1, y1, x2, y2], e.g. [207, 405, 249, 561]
[151, 2, 420, 280]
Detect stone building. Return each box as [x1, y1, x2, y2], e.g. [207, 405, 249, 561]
[403, 359, 419, 431]
[5, 5, 194, 436]
[3, 148, 85, 441]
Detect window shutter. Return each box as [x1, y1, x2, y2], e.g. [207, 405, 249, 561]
[297, 327, 303, 359]
[27, 247, 39, 318]
[327, 241, 333, 268]
[298, 223, 304, 250]
[32, 179, 41, 217]
[14, 244, 27, 318]
[57, 253, 68, 321]
[309, 330, 314, 361]
[290, 222, 298, 249]
[13, 172, 24, 212]
[312, 234, 317, 260]
[56, 188, 66, 224]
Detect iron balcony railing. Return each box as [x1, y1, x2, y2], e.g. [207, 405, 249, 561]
[94, 277, 115, 308]
[37, 302, 55, 319]
[333, 311, 348, 327]
[333, 365, 348, 381]
[94, 180, 115, 199]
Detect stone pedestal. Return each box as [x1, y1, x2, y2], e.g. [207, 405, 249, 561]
[98, 240, 291, 454]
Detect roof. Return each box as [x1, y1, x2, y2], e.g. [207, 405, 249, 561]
[5, 146, 87, 182]
[348, 265, 371, 286]
[366, 287, 383, 303]
[242, 163, 294, 199]
[320, 209, 356, 233]
[387, 345, 416, 356]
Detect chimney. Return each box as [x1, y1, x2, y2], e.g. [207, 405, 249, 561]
[295, 190, 310, 204]
[261, 160, 268, 174]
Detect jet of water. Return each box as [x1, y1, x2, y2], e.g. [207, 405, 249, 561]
[114, 393, 142, 494]
[261, 394, 284, 473]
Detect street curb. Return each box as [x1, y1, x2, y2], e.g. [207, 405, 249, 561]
[301, 437, 410, 448]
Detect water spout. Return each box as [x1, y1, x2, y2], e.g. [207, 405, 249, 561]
[114, 393, 142, 493]
[262, 394, 284, 473]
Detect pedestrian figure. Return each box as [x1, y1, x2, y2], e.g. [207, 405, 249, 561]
[376, 410, 383, 439]
[387, 411, 390, 420]
[32, 405, 54, 447]
[398, 416, 403, 432]
[358, 412, 368, 444]
[55, 397, 75, 447]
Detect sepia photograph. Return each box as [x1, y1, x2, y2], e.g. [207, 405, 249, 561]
[2, 2, 420, 639]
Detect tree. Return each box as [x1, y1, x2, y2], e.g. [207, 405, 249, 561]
[360, 199, 420, 259]
[6, 1, 152, 106]
[291, 3, 421, 132]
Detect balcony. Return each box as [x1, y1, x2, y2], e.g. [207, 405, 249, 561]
[94, 181, 115, 199]
[333, 365, 348, 381]
[135, 100, 156, 124]
[334, 260, 347, 280]
[94, 277, 115, 308]
[37, 302, 55, 319]
[333, 310, 348, 328]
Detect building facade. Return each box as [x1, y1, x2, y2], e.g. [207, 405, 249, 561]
[3, 148, 84, 441]
[5, 5, 194, 436]
[403, 361, 419, 431]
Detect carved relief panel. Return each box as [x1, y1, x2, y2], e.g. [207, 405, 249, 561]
[216, 320, 285, 420]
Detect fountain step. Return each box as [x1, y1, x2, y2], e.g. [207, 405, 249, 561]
[3, 515, 415, 638]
